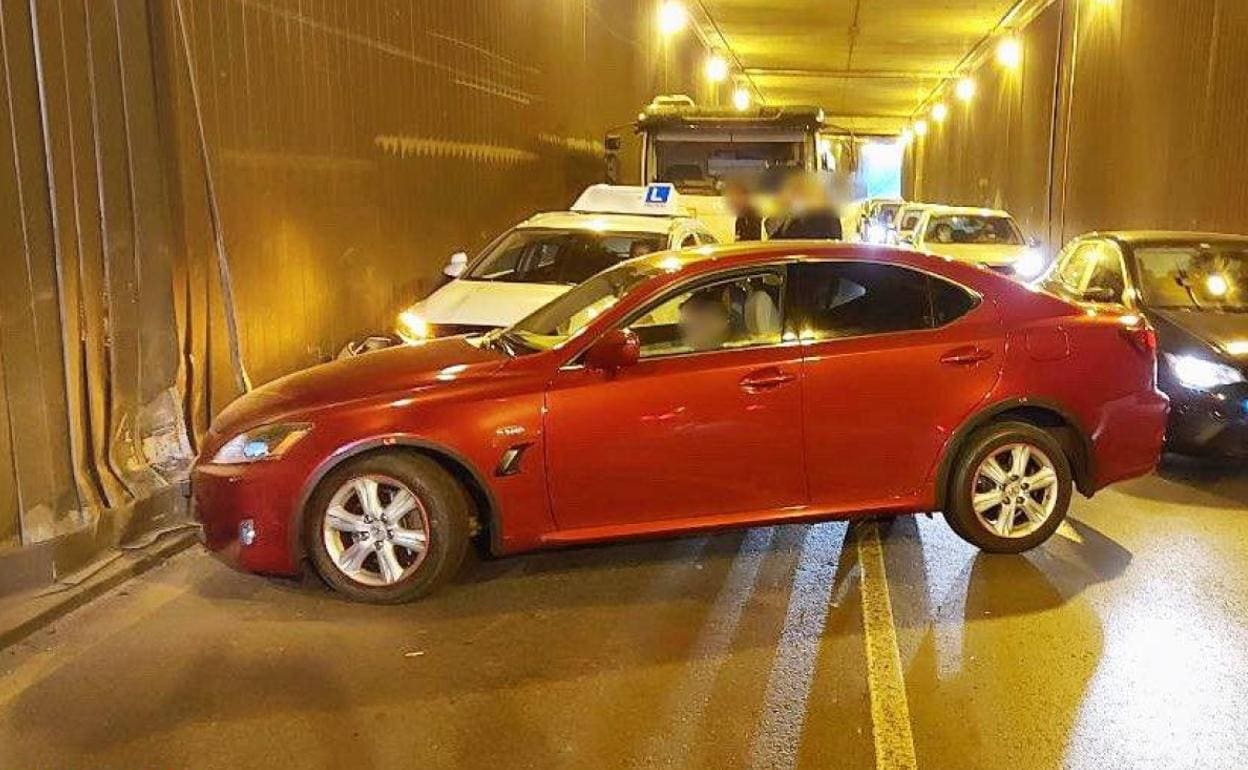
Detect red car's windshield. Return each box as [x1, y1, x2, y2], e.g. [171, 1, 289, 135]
[505, 253, 696, 352]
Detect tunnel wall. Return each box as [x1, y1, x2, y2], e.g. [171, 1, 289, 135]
[0, 0, 190, 588]
[0, 0, 700, 590]
[905, 0, 1248, 250]
[162, 0, 700, 420]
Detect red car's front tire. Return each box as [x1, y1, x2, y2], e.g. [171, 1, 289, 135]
[304, 452, 471, 603]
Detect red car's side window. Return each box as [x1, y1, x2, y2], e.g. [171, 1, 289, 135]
[622, 268, 788, 359]
[789, 262, 977, 341]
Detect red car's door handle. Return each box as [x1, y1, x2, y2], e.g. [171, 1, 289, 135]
[739, 367, 797, 391]
[940, 346, 994, 366]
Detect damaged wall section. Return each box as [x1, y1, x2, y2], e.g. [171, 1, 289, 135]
[1, 0, 701, 592]
[0, 0, 191, 591]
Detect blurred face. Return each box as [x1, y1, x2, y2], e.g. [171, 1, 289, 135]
[679, 299, 731, 351]
[724, 184, 749, 212]
[630, 242, 656, 259]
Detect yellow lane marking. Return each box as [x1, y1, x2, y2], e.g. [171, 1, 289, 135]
[858, 521, 919, 770]
[1056, 520, 1084, 543]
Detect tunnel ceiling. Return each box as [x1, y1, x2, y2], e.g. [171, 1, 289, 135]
[698, 0, 1021, 135]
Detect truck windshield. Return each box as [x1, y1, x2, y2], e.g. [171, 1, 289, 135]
[653, 137, 807, 195]
[466, 228, 666, 286]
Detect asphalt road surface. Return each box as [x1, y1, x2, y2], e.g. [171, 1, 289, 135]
[2, 457, 1246, 769]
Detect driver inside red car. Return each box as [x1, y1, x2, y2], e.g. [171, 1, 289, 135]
[678, 290, 734, 351]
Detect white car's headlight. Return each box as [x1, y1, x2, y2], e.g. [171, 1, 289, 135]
[396, 309, 430, 344]
[211, 422, 312, 464]
[1013, 249, 1047, 280]
[1165, 353, 1245, 390]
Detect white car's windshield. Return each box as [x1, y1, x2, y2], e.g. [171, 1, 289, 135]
[500, 253, 694, 353]
[1136, 245, 1248, 312]
[924, 215, 1023, 245]
[466, 228, 667, 286]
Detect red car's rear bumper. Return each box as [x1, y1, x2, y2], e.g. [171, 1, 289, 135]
[1089, 388, 1170, 490]
[192, 462, 304, 576]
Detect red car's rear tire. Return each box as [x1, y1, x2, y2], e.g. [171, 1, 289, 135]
[304, 452, 471, 603]
[946, 421, 1072, 554]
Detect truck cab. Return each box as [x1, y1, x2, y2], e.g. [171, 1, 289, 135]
[630, 95, 827, 242]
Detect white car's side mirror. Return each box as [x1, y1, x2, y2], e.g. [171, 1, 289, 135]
[444, 251, 468, 279]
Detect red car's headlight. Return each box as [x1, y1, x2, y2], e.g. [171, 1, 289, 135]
[211, 422, 312, 465]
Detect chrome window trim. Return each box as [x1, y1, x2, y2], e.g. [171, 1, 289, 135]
[554, 255, 988, 370]
[557, 261, 795, 370]
[788, 257, 985, 345]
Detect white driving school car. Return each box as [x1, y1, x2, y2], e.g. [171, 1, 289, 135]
[909, 205, 1046, 279]
[342, 185, 717, 355]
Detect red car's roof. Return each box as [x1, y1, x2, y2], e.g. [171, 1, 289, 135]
[648, 240, 989, 290]
[636, 240, 1081, 326]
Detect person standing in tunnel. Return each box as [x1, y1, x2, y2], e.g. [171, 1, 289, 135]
[723, 178, 763, 242]
[769, 171, 843, 241]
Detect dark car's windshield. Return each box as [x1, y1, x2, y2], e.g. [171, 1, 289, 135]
[466, 228, 666, 286]
[873, 203, 902, 225]
[898, 208, 925, 232]
[1135, 244, 1248, 311]
[501, 253, 693, 353]
[924, 215, 1023, 245]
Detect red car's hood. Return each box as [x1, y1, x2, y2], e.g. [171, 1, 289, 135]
[209, 337, 507, 442]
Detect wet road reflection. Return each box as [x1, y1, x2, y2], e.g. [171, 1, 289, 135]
[1, 462, 1246, 769]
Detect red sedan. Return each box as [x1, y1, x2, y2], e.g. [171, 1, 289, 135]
[193, 243, 1168, 602]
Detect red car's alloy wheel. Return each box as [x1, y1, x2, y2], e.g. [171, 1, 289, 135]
[321, 474, 431, 587]
[970, 443, 1061, 539]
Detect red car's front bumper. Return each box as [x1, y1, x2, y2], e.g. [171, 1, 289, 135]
[193, 461, 305, 576]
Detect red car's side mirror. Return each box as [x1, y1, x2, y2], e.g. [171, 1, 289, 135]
[584, 329, 640, 373]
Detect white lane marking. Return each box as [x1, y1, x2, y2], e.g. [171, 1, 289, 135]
[642, 527, 775, 768]
[858, 521, 919, 770]
[748, 523, 847, 770]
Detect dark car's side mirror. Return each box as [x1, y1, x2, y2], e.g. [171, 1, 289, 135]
[584, 329, 640, 373]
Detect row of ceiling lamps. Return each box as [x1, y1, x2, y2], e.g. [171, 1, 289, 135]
[900, 36, 1023, 147]
[659, 1, 755, 111]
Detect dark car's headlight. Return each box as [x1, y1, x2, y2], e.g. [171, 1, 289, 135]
[211, 422, 312, 464]
[1164, 353, 1245, 390]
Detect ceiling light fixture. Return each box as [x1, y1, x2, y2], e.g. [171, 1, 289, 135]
[658, 1, 687, 36]
[705, 54, 729, 83]
[955, 77, 977, 103]
[996, 36, 1023, 69]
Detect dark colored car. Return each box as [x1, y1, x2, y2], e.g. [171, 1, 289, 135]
[194, 242, 1167, 603]
[1040, 232, 1247, 457]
